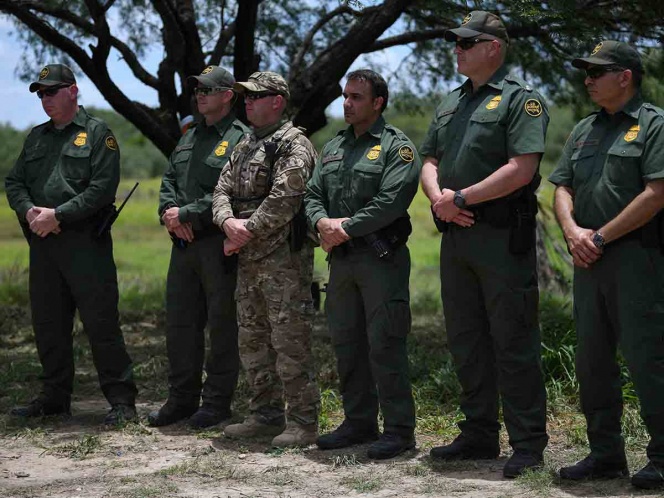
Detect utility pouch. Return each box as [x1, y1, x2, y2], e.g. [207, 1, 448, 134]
[290, 205, 308, 252]
[508, 192, 537, 255]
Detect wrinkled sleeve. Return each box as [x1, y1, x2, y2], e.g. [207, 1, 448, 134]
[158, 149, 179, 224]
[245, 138, 317, 237]
[55, 129, 120, 223]
[548, 132, 575, 188]
[212, 156, 236, 229]
[304, 153, 329, 232]
[5, 146, 35, 221]
[342, 139, 422, 237]
[642, 115, 664, 182]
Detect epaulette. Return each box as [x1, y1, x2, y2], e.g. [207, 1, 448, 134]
[383, 123, 410, 142]
[505, 74, 533, 92]
[642, 102, 664, 118]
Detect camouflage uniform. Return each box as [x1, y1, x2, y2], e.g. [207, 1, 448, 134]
[212, 116, 320, 428]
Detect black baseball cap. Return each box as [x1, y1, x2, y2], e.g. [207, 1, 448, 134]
[444, 11, 509, 43]
[29, 64, 76, 93]
[572, 41, 643, 74]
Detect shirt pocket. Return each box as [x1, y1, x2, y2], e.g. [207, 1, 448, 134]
[202, 155, 226, 190]
[321, 158, 343, 194]
[352, 161, 384, 204]
[172, 147, 192, 186]
[467, 112, 505, 155]
[23, 144, 47, 182]
[434, 111, 456, 157]
[570, 146, 597, 188]
[605, 143, 644, 190]
[60, 146, 92, 179]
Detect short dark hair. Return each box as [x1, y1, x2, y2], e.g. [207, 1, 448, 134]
[346, 69, 389, 113]
[632, 69, 643, 89]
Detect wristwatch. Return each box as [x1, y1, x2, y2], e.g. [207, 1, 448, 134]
[591, 231, 605, 249]
[453, 190, 467, 209]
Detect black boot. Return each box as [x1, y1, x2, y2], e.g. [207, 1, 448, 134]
[631, 461, 664, 489]
[187, 405, 232, 429]
[10, 397, 70, 417]
[559, 455, 628, 480]
[104, 404, 137, 425]
[503, 450, 543, 478]
[430, 434, 499, 460]
[316, 420, 379, 450]
[147, 400, 198, 427]
[367, 432, 415, 460]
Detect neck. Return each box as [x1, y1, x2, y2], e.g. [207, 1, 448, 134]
[53, 105, 79, 128]
[468, 63, 502, 93]
[353, 115, 381, 138]
[204, 107, 230, 126]
[254, 118, 283, 138]
[603, 89, 637, 115]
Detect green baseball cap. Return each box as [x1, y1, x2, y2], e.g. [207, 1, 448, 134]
[444, 11, 509, 43]
[187, 65, 235, 88]
[572, 40, 644, 74]
[233, 71, 290, 100]
[29, 64, 76, 93]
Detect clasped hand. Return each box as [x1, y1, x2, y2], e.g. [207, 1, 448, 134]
[431, 189, 474, 228]
[27, 207, 60, 237]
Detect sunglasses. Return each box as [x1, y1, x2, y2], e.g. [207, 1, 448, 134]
[36, 85, 70, 99]
[245, 92, 279, 101]
[194, 87, 231, 96]
[455, 38, 493, 51]
[585, 65, 626, 79]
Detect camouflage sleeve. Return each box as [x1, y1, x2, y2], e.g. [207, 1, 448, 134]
[342, 138, 422, 238]
[245, 136, 317, 237]
[55, 128, 120, 223]
[212, 151, 237, 229]
[304, 152, 329, 232]
[4, 145, 35, 221]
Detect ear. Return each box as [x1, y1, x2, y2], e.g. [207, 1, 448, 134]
[372, 96, 384, 112]
[69, 84, 79, 99]
[619, 69, 633, 88]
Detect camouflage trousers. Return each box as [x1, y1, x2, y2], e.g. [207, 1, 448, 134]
[236, 241, 320, 426]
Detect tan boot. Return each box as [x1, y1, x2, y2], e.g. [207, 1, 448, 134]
[271, 422, 318, 447]
[224, 414, 285, 439]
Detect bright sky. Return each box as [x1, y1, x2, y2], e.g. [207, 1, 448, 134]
[0, 16, 410, 131]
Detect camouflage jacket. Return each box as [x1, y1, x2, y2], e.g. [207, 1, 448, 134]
[212, 120, 317, 261]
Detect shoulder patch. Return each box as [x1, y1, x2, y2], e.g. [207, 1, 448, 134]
[105, 136, 118, 150]
[286, 172, 304, 191]
[399, 145, 414, 163]
[524, 99, 543, 117]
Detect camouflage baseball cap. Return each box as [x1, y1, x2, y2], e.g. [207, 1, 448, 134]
[572, 41, 643, 74]
[187, 65, 235, 88]
[233, 71, 290, 100]
[29, 64, 76, 93]
[444, 11, 509, 43]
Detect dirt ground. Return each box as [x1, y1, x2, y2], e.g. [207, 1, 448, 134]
[1, 400, 661, 498]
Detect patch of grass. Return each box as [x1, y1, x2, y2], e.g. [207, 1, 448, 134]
[340, 474, 383, 493]
[159, 453, 254, 482]
[515, 464, 557, 496]
[41, 433, 102, 459]
[403, 462, 430, 477]
[330, 453, 360, 469]
[118, 482, 178, 498]
[318, 388, 343, 432]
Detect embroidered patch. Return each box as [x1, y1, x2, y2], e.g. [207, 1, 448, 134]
[202, 66, 214, 74]
[399, 145, 414, 163]
[105, 136, 118, 150]
[486, 95, 502, 110]
[624, 125, 640, 142]
[286, 173, 304, 191]
[366, 145, 381, 160]
[591, 42, 603, 56]
[524, 99, 543, 117]
[73, 132, 87, 147]
[215, 141, 229, 156]
[461, 13, 472, 25]
[39, 67, 49, 80]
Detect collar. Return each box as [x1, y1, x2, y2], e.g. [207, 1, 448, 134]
[254, 118, 286, 139]
[598, 93, 644, 121]
[461, 65, 508, 95]
[344, 115, 386, 140]
[47, 106, 86, 132]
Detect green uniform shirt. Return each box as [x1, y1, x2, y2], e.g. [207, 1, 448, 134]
[305, 116, 422, 238]
[158, 114, 249, 231]
[549, 94, 664, 230]
[420, 66, 549, 190]
[5, 106, 120, 224]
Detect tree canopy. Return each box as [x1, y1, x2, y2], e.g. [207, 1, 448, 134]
[1, 0, 662, 156]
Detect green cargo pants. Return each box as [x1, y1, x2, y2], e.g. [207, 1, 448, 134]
[326, 244, 416, 436]
[165, 233, 239, 410]
[439, 222, 548, 453]
[574, 238, 664, 465]
[29, 228, 137, 405]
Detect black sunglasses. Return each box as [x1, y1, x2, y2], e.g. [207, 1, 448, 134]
[36, 85, 70, 99]
[585, 65, 626, 79]
[455, 38, 493, 51]
[245, 92, 279, 101]
[194, 87, 231, 96]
